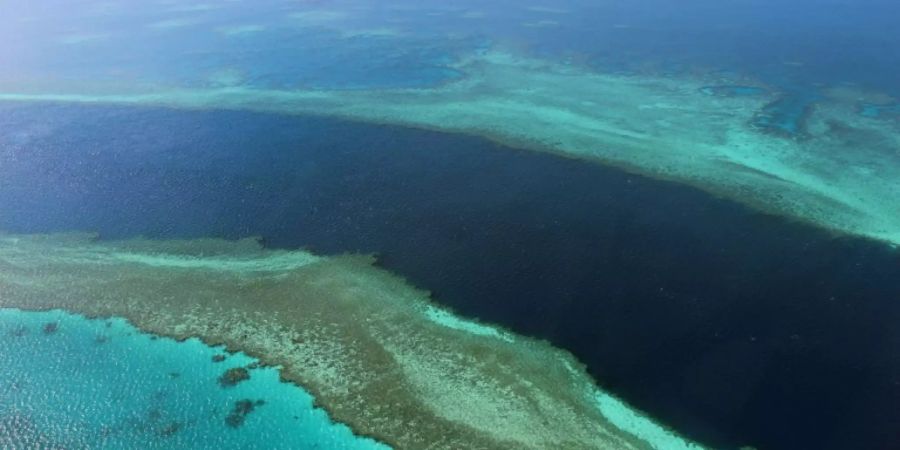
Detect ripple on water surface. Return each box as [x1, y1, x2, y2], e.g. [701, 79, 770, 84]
[0, 309, 389, 450]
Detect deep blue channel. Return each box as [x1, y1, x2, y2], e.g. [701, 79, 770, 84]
[2, 103, 900, 450]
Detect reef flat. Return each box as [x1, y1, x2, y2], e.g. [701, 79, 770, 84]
[0, 233, 704, 450]
[1, 50, 897, 246]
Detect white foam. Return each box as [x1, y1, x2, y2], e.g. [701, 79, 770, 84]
[595, 391, 706, 450]
[108, 251, 321, 272]
[423, 305, 514, 342]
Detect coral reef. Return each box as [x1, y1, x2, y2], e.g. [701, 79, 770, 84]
[158, 421, 182, 437]
[218, 367, 250, 387]
[225, 400, 265, 428]
[0, 233, 703, 450]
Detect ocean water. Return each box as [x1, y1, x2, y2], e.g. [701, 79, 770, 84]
[2, 1, 900, 449]
[0, 308, 387, 449]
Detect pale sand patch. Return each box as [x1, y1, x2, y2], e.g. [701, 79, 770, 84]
[207, 68, 245, 87]
[287, 10, 349, 26]
[163, 3, 219, 13]
[57, 33, 110, 45]
[216, 24, 265, 36]
[147, 18, 201, 29]
[339, 27, 405, 39]
[460, 10, 487, 19]
[522, 20, 560, 28]
[525, 6, 572, 15]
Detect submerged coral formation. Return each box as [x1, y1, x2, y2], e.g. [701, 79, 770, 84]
[218, 367, 251, 387]
[225, 400, 265, 428]
[0, 233, 704, 450]
[1, 50, 897, 245]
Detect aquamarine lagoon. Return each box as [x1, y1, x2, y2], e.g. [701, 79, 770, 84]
[0, 308, 387, 449]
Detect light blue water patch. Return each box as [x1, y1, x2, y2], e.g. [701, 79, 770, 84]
[860, 103, 900, 119]
[0, 308, 389, 450]
[699, 85, 767, 97]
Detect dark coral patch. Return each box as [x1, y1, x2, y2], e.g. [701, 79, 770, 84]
[42, 322, 58, 334]
[158, 421, 182, 437]
[224, 399, 265, 428]
[211, 354, 226, 363]
[218, 367, 250, 387]
[147, 408, 162, 421]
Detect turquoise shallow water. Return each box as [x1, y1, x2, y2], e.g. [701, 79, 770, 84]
[0, 308, 389, 450]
